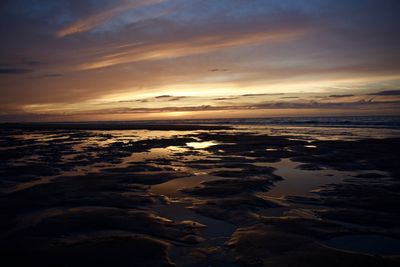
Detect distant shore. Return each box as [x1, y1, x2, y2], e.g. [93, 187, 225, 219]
[0, 123, 231, 131]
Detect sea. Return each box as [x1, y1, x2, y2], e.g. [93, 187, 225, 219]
[63, 115, 400, 129]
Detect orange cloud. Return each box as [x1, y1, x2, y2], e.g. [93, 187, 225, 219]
[79, 28, 308, 70]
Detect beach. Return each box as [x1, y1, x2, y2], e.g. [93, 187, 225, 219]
[1, 117, 400, 266]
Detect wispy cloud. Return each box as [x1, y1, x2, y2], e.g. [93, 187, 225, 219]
[329, 94, 354, 98]
[0, 68, 32, 75]
[42, 73, 63, 78]
[209, 68, 229, 72]
[78, 27, 308, 70]
[154, 94, 173, 99]
[369, 90, 400, 96]
[19, 90, 400, 118]
[54, 99, 400, 116]
[116, 95, 186, 103]
[56, 0, 165, 37]
[213, 97, 239, 101]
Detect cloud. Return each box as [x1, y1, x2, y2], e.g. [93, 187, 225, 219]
[71, 99, 400, 115]
[9, 88, 400, 121]
[56, 0, 165, 37]
[78, 27, 308, 70]
[154, 94, 172, 98]
[116, 95, 186, 103]
[369, 90, 400, 96]
[242, 93, 285, 97]
[329, 94, 355, 98]
[167, 96, 186, 101]
[0, 68, 32, 75]
[213, 97, 239, 101]
[2, 0, 400, 121]
[209, 68, 228, 72]
[43, 73, 63, 78]
[21, 60, 42, 66]
[118, 99, 148, 103]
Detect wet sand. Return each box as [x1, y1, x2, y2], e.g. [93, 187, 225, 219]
[0, 123, 399, 266]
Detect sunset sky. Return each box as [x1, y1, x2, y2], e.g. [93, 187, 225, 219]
[1, 0, 400, 121]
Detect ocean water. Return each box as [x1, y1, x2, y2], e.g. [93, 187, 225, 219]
[94, 115, 400, 140]
[182, 115, 400, 129]
[92, 115, 400, 129]
[4, 116, 399, 141]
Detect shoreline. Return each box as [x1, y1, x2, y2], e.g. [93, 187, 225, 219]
[0, 123, 231, 131]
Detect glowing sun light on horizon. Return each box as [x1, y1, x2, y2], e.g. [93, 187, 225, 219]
[163, 111, 191, 117]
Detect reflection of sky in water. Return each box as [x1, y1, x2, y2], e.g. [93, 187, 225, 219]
[92, 130, 198, 141]
[152, 203, 235, 239]
[304, 145, 317, 148]
[3, 125, 396, 247]
[186, 141, 219, 149]
[234, 125, 400, 141]
[4, 126, 391, 199]
[258, 159, 356, 198]
[152, 174, 217, 198]
[2, 121, 398, 254]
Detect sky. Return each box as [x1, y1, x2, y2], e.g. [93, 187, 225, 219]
[0, 0, 400, 122]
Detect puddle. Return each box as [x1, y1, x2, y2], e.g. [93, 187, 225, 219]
[151, 174, 220, 198]
[186, 141, 219, 149]
[152, 203, 235, 239]
[257, 159, 353, 198]
[322, 235, 400, 256]
[150, 172, 236, 240]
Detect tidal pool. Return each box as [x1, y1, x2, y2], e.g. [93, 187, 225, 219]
[152, 203, 235, 239]
[258, 158, 352, 198]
